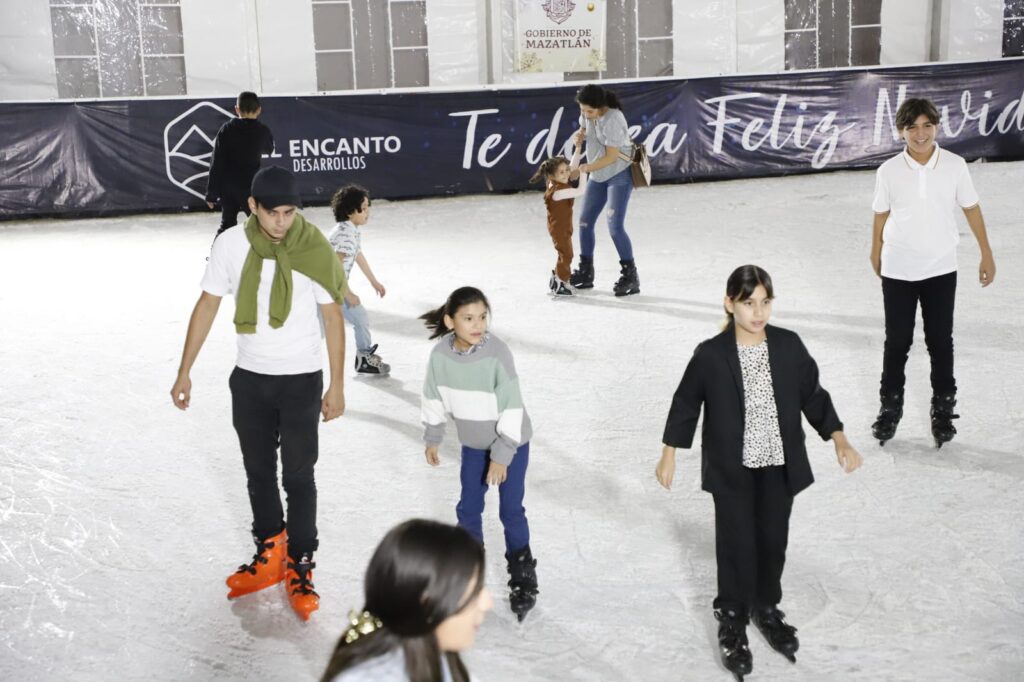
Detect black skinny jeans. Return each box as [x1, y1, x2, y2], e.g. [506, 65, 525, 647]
[216, 197, 251, 236]
[880, 271, 957, 394]
[229, 367, 322, 559]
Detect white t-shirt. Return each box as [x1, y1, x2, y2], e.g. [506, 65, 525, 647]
[202, 225, 335, 375]
[327, 220, 361, 277]
[871, 145, 979, 281]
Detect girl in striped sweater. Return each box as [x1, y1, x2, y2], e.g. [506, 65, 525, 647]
[419, 286, 539, 622]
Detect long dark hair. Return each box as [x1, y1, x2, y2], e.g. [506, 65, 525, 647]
[529, 156, 569, 184]
[419, 287, 491, 340]
[575, 84, 622, 111]
[722, 265, 774, 330]
[321, 520, 485, 682]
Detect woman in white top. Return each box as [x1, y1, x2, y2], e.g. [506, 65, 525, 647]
[569, 84, 641, 297]
[321, 519, 493, 682]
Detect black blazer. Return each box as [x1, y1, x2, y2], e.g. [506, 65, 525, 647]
[662, 325, 843, 496]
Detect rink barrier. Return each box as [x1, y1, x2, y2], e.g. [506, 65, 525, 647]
[1, 58, 1022, 219]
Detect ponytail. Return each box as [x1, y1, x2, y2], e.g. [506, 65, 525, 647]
[419, 287, 491, 339]
[529, 156, 569, 184]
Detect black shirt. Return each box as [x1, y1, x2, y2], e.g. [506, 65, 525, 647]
[205, 118, 275, 203]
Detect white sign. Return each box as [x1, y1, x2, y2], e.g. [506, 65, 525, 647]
[514, 0, 607, 73]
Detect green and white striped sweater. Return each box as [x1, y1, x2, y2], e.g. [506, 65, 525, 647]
[421, 332, 533, 466]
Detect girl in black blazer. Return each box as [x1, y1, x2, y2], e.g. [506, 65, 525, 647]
[656, 265, 862, 680]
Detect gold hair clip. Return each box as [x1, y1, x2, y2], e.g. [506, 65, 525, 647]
[343, 609, 383, 644]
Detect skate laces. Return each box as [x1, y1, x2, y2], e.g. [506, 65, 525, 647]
[758, 608, 797, 635]
[288, 559, 318, 596]
[714, 612, 749, 650]
[235, 539, 276, 575]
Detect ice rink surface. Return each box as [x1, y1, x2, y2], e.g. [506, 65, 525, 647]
[1, 161, 1022, 681]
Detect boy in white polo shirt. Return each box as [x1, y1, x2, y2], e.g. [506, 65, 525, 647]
[869, 98, 996, 448]
[171, 166, 348, 620]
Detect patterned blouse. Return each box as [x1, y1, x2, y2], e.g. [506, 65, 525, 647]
[737, 340, 786, 468]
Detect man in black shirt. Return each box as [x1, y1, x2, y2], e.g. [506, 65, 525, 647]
[206, 91, 275, 236]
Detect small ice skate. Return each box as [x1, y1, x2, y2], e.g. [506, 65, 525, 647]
[612, 260, 640, 297]
[930, 391, 959, 448]
[285, 553, 319, 621]
[752, 606, 799, 664]
[226, 529, 287, 599]
[714, 608, 753, 680]
[506, 546, 538, 622]
[871, 389, 904, 446]
[551, 279, 575, 297]
[569, 257, 594, 290]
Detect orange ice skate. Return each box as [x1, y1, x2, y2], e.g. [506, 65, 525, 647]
[225, 529, 287, 599]
[285, 554, 319, 621]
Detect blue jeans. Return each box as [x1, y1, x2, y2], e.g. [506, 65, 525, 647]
[578, 167, 634, 261]
[341, 301, 372, 354]
[456, 442, 530, 554]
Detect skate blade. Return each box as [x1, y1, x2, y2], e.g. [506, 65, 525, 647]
[226, 577, 285, 600]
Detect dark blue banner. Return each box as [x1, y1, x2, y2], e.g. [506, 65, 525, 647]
[1, 59, 1022, 219]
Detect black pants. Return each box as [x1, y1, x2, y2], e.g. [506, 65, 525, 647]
[216, 197, 251, 236]
[712, 466, 793, 614]
[881, 271, 957, 394]
[229, 367, 322, 559]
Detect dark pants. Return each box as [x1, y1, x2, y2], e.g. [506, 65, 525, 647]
[881, 271, 957, 394]
[712, 466, 793, 614]
[456, 443, 530, 554]
[216, 197, 251, 236]
[229, 367, 322, 559]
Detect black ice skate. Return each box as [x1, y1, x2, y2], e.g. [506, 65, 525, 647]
[714, 608, 753, 681]
[930, 390, 959, 448]
[505, 545, 538, 622]
[355, 344, 390, 375]
[569, 257, 594, 289]
[752, 606, 799, 663]
[548, 271, 557, 292]
[612, 259, 640, 297]
[551, 280, 575, 297]
[871, 388, 904, 446]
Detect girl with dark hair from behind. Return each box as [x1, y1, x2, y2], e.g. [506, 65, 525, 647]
[419, 287, 540, 621]
[569, 83, 641, 297]
[321, 519, 492, 682]
[656, 265, 863, 681]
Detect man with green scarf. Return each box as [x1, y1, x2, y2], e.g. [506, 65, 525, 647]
[171, 166, 346, 621]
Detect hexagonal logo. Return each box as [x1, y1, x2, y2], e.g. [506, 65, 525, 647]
[163, 101, 233, 199]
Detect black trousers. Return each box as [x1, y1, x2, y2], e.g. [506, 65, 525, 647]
[229, 367, 322, 559]
[881, 271, 957, 394]
[712, 466, 793, 614]
[216, 197, 251, 235]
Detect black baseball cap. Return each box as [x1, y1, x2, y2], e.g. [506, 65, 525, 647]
[251, 166, 302, 209]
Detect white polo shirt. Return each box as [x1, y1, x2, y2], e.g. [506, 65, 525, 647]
[202, 225, 334, 375]
[871, 145, 979, 282]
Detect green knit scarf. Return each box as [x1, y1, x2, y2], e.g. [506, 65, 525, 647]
[234, 213, 347, 333]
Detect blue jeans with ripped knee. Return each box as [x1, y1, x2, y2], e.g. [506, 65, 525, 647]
[578, 167, 634, 262]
